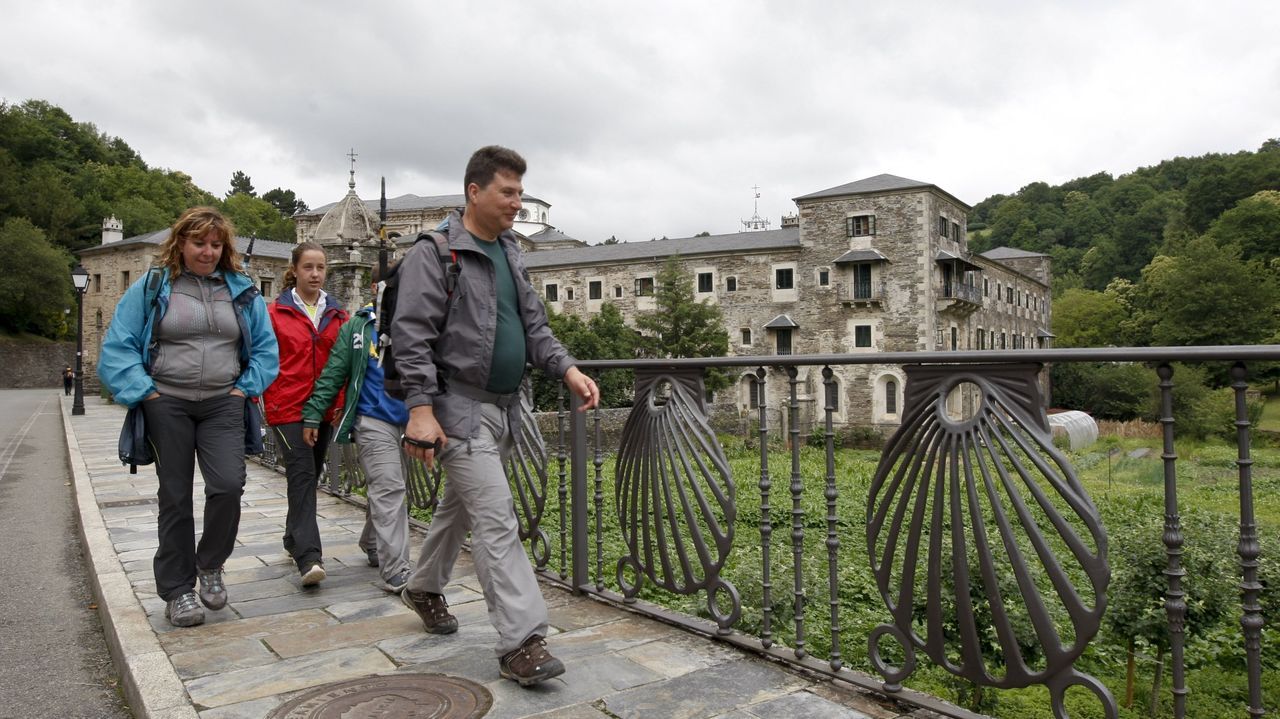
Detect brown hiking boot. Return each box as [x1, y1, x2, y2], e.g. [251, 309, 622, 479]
[499, 635, 564, 686]
[401, 588, 458, 634]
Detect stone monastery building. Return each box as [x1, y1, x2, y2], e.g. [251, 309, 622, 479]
[78, 170, 1051, 432]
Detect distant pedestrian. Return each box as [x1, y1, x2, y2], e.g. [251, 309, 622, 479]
[97, 206, 279, 628]
[62, 367, 74, 396]
[302, 285, 412, 592]
[263, 242, 348, 587]
[395, 146, 599, 686]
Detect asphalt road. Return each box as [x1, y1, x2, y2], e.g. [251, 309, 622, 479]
[0, 389, 131, 718]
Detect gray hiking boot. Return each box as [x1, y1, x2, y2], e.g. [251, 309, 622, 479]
[377, 568, 410, 593]
[165, 591, 205, 628]
[197, 566, 227, 610]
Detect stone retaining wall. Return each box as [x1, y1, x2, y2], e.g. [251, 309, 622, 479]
[0, 338, 77, 388]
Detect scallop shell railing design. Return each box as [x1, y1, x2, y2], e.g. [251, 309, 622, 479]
[507, 379, 550, 565]
[867, 363, 1116, 719]
[615, 368, 740, 630]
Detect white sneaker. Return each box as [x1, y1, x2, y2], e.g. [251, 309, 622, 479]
[300, 563, 326, 586]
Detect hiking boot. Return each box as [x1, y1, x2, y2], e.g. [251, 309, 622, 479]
[365, 548, 379, 567]
[300, 563, 326, 586]
[165, 592, 205, 628]
[499, 635, 564, 686]
[196, 566, 227, 610]
[377, 568, 410, 593]
[401, 588, 458, 634]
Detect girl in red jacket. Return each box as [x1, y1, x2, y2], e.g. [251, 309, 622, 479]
[263, 242, 348, 585]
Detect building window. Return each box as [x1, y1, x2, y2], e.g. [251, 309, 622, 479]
[776, 329, 792, 355]
[726, 276, 738, 292]
[635, 277, 655, 296]
[818, 268, 830, 286]
[854, 325, 872, 348]
[1000, 332, 1007, 349]
[886, 380, 898, 414]
[951, 221, 961, 240]
[774, 268, 794, 290]
[260, 279, 272, 296]
[614, 285, 623, 298]
[938, 216, 949, 237]
[984, 278, 990, 297]
[741, 328, 752, 345]
[1006, 286, 1014, 303]
[120, 270, 130, 289]
[746, 377, 760, 409]
[951, 326, 958, 351]
[545, 283, 559, 302]
[977, 328, 985, 350]
[846, 215, 875, 237]
[697, 272, 713, 293]
[566, 287, 574, 300]
[824, 379, 840, 412]
[589, 281, 602, 300]
[93, 274, 102, 292]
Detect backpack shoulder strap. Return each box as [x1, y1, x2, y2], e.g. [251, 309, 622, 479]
[421, 231, 459, 298]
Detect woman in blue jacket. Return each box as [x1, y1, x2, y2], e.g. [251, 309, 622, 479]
[98, 206, 279, 628]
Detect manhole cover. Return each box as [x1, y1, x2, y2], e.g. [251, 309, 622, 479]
[266, 674, 491, 719]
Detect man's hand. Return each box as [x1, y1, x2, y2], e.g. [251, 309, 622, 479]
[302, 427, 317, 447]
[403, 405, 447, 468]
[229, 388, 245, 398]
[564, 366, 599, 411]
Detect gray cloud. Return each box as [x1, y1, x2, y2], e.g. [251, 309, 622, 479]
[3, 0, 1277, 242]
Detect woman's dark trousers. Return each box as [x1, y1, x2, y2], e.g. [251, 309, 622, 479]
[274, 422, 331, 571]
[143, 394, 246, 601]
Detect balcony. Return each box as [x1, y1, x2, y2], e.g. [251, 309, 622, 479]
[840, 280, 887, 307]
[295, 345, 1277, 719]
[939, 282, 983, 315]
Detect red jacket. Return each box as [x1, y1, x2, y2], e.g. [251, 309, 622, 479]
[263, 291, 348, 426]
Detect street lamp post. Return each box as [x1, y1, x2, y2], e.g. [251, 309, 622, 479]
[71, 264, 90, 416]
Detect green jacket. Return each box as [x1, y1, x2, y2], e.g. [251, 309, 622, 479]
[302, 305, 376, 443]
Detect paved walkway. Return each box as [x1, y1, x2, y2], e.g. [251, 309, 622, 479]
[61, 394, 936, 719]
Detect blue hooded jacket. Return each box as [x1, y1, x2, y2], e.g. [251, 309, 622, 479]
[98, 268, 280, 408]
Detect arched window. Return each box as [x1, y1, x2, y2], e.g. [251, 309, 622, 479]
[886, 380, 898, 415]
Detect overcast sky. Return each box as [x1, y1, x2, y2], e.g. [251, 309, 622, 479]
[3, 1, 1277, 243]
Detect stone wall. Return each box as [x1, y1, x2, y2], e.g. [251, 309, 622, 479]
[0, 338, 77, 388]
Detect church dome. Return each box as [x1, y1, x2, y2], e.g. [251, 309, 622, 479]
[313, 172, 379, 245]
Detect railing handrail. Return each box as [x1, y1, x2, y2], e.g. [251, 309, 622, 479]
[573, 344, 1280, 370]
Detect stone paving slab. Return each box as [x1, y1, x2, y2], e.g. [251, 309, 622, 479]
[62, 395, 958, 719]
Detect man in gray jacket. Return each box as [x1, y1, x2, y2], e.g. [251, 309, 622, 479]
[393, 145, 599, 686]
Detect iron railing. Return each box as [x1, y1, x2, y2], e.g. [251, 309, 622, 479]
[265, 346, 1277, 719]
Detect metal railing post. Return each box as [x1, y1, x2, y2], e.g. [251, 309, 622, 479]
[569, 390, 589, 593]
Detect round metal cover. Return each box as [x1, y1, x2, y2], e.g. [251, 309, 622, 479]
[266, 674, 491, 719]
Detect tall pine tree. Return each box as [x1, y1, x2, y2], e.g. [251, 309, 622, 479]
[634, 256, 730, 392]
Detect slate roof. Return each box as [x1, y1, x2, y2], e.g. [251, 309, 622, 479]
[793, 173, 970, 210]
[981, 246, 1050, 260]
[764, 314, 800, 329]
[522, 227, 800, 270]
[302, 192, 548, 218]
[526, 227, 583, 245]
[78, 230, 295, 261]
[833, 249, 890, 264]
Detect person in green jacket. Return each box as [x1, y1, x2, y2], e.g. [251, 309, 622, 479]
[301, 301, 411, 591]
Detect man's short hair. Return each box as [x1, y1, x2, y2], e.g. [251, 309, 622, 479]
[464, 145, 526, 194]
